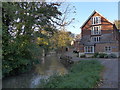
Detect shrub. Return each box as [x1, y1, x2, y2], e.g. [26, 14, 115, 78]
[98, 53, 107, 58]
[93, 53, 99, 58]
[107, 53, 117, 58]
[80, 54, 86, 58]
[93, 53, 117, 58]
[104, 54, 108, 58]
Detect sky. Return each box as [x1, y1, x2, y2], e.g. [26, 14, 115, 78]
[63, 2, 118, 35]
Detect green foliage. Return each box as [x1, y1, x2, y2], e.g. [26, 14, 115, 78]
[39, 60, 103, 88]
[98, 53, 107, 58]
[93, 53, 107, 58]
[36, 36, 51, 55]
[93, 53, 99, 58]
[107, 53, 117, 58]
[80, 54, 86, 58]
[2, 2, 62, 77]
[2, 36, 42, 77]
[50, 30, 73, 49]
[93, 53, 117, 58]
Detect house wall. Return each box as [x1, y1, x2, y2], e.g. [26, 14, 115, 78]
[95, 42, 119, 52]
[113, 25, 120, 57]
[81, 12, 114, 37]
[74, 41, 80, 51]
[113, 25, 120, 41]
[95, 42, 119, 57]
[78, 42, 119, 57]
[77, 45, 84, 57]
[79, 45, 84, 52]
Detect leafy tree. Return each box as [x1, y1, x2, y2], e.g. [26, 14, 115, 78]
[50, 30, 73, 52]
[2, 2, 62, 77]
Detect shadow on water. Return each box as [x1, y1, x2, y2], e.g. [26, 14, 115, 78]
[2, 54, 68, 88]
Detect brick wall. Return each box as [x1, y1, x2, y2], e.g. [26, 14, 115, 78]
[79, 45, 84, 52]
[95, 42, 119, 52]
[81, 12, 114, 37]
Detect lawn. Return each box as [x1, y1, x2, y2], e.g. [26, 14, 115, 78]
[38, 60, 104, 88]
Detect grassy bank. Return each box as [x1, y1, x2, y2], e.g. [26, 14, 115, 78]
[39, 60, 104, 88]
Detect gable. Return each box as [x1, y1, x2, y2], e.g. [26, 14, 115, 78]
[81, 11, 113, 30]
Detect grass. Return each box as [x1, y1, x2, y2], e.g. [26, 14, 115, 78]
[38, 60, 104, 88]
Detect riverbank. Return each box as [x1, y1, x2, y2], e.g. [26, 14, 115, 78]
[2, 54, 68, 88]
[38, 60, 104, 88]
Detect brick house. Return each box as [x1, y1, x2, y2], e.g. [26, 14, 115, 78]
[76, 10, 120, 57]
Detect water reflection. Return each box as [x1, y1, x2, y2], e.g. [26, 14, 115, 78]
[2, 54, 68, 88]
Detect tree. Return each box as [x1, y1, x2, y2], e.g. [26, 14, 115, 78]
[51, 2, 76, 30]
[50, 29, 73, 53]
[114, 20, 120, 29]
[2, 2, 62, 77]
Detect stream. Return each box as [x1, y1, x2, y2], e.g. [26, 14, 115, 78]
[2, 54, 68, 88]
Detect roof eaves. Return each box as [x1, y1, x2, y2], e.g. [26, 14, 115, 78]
[95, 10, 113, 24]
[80, 10, 113, 28]
[80, 10, 96, 28]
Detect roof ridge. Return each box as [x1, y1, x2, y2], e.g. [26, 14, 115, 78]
[81, 10, 113, 28]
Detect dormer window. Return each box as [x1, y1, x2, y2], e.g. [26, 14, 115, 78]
[92, 16, 101, 25]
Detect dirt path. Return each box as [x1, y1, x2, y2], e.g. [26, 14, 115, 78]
[98, 59, 118, 88]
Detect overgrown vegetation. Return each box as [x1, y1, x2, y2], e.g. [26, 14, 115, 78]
[38, 60, 103, 88]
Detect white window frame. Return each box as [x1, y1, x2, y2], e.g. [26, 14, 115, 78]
[91, 36, 100, 42]
[84, 46, 94, 53]
[104, 46, 111, 52]
[92, 16, 101, 25]
[91, 26, 101, 35]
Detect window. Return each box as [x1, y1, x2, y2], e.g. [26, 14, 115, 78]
[92, 16, 101, 25]
[84, 46, 94, 53]
[91, 26, 101, 35]
[92, 36, 100, 42]
[104, 46, 111, 52]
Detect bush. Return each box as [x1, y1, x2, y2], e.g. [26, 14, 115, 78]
[104, 55, 108, 58]
[98, 53, 107, 58]
[93, 53, 107, 58]
[93, 53, 117, 58]
[107, 53, 117, 58]
[93, 53, 99, 58]
[2, 42, 42, 78]
[80, 54, 86, 58]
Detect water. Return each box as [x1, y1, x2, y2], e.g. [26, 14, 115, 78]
[2, 54, 68, 88]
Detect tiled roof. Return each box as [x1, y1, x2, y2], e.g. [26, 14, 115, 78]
[80, 35, 95, 46]
[79, 33, 117, 46]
